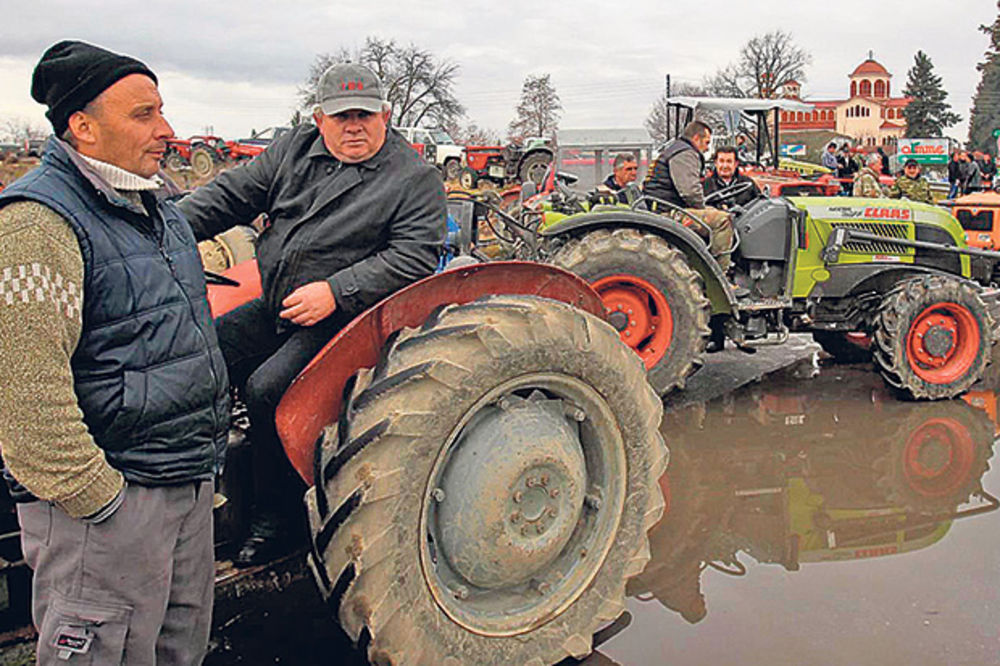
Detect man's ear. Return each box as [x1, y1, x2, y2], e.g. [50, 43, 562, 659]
[66, 110, 97, 148]
[312, 109, 324, 126]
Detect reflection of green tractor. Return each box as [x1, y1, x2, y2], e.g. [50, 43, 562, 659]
[494, 184, 1000, 399]
[628, 368, 998, 623]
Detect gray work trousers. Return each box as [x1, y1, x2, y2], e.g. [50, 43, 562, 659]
[18, 480, 214, 665]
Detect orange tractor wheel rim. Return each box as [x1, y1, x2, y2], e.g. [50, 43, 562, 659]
[905, 302, 980, 384]
[903, 417, 975, 498]
[591, 274, 673, 370]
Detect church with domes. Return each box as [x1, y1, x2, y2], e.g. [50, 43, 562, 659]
[778, 53, 913, 148]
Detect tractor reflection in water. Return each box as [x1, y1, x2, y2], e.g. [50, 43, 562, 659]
[629, 366, 997, 624]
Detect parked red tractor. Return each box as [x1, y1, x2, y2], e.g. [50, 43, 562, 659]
[201, 204, 668, 664]
[459, 138, 554, 190]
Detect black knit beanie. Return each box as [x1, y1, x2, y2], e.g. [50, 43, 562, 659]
[31, 40, 157, 135]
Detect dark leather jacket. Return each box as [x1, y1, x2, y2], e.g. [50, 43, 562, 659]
[179, 126, 446, 331]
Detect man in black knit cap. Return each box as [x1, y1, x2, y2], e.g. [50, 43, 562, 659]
[0, 41, 229, 664]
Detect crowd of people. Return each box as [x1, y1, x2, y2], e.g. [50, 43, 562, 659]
[948, 149, 996, 197]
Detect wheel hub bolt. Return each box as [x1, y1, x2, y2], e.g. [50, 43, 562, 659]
[432, 488, 445, 502]
[585, 493, 602, 510]
[540, 475, 549, 487]
[513, 491, 523, 503]
[526, 477, 537, 488]
[531, 579, 551, 595]
[571, 408, 586, 422]
[497, 397, 511, 411]
[550, 488, 560, 498]
[510, 511, 521, 524]
[453, 585, 469, 600]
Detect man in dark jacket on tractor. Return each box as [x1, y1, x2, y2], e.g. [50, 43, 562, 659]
[643, 120, 736, 270]
[179, 62, 446, 565]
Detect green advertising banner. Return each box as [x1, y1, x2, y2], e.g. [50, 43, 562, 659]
[897, 138, 949, 165]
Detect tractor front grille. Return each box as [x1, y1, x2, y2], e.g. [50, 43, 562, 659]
[830, 221, 914, 255]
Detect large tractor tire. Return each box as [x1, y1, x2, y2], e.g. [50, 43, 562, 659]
[197, 225, 258, 272]
[442, 158, 462, 182]
[305, 295, 667, 665]
[552, 228, 711, 397]
[873, 275, 995, 399]
[458, 167, 479, 190]
[812, 330, 873, 364]
[519, 151, 552, 187]
[163, 148, 186, 172]
[190, 146, 218, 178]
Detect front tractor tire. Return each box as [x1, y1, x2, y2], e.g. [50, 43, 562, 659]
[874, 275, 995, 400]
[305, 295, 666, 665]
[552, 228, 711, 397]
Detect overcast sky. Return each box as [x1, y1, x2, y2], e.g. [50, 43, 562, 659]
[0, 0, 995, 142]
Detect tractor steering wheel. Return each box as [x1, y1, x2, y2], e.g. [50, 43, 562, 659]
[704, 179, 756, 207]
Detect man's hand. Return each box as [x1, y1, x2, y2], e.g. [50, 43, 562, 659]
[279, 281, 337, 326]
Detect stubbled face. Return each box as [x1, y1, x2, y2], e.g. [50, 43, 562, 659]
[314, 108, 390, 163]
[715, 151, 737, 179]
[692, 130, 712, 153]
[72, 74, 172, 178]
[613, 160, 638, 186]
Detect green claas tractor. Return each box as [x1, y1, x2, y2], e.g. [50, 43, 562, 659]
[465, 181, 1000, 400]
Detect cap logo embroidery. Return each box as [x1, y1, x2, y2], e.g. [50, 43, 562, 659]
[340, 79, 365, 91]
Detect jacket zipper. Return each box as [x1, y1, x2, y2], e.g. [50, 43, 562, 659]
[155, 209, 225, 474]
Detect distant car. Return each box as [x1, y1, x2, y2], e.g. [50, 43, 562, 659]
[395, 126, 464, 180]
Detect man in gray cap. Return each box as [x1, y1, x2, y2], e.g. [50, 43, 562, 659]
[179, 62, 445, 565]
[0, 40, 229, 663]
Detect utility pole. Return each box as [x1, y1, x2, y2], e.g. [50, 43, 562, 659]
[664, 74, 671, 142]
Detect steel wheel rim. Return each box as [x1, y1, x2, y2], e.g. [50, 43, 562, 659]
[902, 417, 976, 498]
[591, 274, 673, 370]
[420, 373, 626, 637]
[905, 302, 980, 384]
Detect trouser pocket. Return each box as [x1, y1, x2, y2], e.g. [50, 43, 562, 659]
[38, 594, 132, 664]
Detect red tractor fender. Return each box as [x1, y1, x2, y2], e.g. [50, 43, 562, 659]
[207, 260, 262, 318]
[274, 261, 606, 484]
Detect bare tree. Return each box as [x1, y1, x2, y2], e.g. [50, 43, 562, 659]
[442, 118, 501, 145]
[705, 30, 811, 98]
[1, 116, 49, 143]
[508, 74, 562, 141]
[645, 82, 709, 146]
[298, 37, 464, 129]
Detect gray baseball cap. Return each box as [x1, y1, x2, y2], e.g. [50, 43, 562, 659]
[317, 63, 385, 115]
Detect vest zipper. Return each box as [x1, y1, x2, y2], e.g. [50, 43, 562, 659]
[157, 215, 225, 475]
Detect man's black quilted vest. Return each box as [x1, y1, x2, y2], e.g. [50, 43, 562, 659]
[0, 140, 229, 485]
[643, 137, 705, 208]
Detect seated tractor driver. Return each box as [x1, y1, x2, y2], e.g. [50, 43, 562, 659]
[703, 145, 762, 209]
[178, 63, 445, 566]
[591, 152, 640, 205]
[643, 120, 735, 270]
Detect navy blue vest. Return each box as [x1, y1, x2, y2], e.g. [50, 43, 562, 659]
[643, 137, 705, 208]
[0, 140, 229, 486]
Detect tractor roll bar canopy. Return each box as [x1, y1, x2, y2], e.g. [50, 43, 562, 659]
[665, 96, 815, 168]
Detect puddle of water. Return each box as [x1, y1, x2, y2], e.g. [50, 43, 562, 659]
[589, 359, 1000, 666]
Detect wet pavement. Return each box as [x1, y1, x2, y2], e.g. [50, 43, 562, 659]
[205, 340, 1000, 665]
